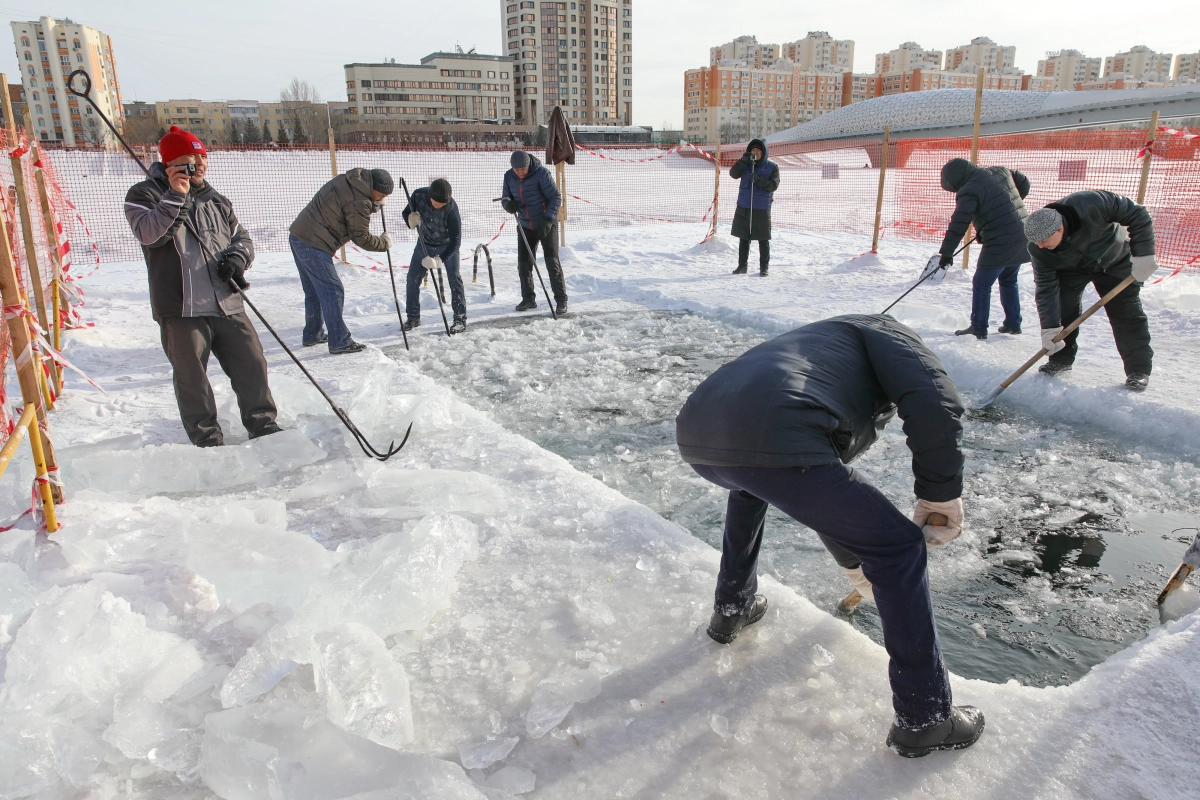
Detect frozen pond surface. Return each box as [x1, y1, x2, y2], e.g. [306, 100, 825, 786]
[396, 310, 1200, 687]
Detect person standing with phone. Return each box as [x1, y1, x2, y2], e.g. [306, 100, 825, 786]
[124, 126, 280, 447]
[730, 138, 779, 276]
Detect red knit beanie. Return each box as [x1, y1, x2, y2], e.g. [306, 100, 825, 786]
[159, 125, 206, 164]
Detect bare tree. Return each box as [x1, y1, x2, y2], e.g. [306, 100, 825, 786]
[123, 114, 161, 145]
[280, 78, 324, 145]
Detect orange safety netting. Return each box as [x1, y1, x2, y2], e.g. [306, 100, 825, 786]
[39, 128, 1200, 274]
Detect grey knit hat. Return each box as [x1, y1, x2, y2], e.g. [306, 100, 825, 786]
[510, 150, 531, 169]
[1024, 208, 1064, 244]
[370, 168, 394, 195]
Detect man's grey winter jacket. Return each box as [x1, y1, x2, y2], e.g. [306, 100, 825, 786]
[1028, 190, 1155, 328]
[938, 158, 1030, 269]
[676, 314, 965, 502]
[124, 162, 251, 321]
[289, 168, 390, 255]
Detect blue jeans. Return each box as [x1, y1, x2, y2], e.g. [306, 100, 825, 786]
[406, 244, 465, 321]
[971, 263, 1022, 331]
[289, 234, 352, 351]
[691, 462, 952, 729]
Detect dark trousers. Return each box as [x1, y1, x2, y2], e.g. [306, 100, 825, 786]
[1048, 270, 1153, 376]
[517, 222, 567, 303]
[691, 462, 952, 729]
[970, 263, 1021, 330]
[159, 313, 279, 447]
[737, 237, 770, 271]
[405, 245, 465, 321]
[289, 234, 352, 351]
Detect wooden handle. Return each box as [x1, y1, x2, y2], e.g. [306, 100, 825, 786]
[926, 512, 949, 527]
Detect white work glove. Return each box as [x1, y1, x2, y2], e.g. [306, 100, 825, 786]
[1131, 254, 1158, 282]
[380, 232, 393, 250]
[1040, 327, 1065, 355]
[421, 255, 442, 270]
[912, 498, 963, 547]
[408, 211, 422, 230]
[843, 566, 873, 602]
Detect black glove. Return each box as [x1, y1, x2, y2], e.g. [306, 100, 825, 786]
[938, 254, 954, 268]
[537, 218, 555, 239]
[752, 175, 772, 189]
[218, 251, 249, 288]
[504, 199, 519, 214]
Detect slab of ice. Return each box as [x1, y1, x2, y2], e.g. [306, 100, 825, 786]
[0, 562, 35, 650]
[525, 667, 603, 737]
[199, 701, 486, 800]
[65, 428, 326, 497]
[459, 737, 520, 770]
[484, 766, 536, 795]
[313, 623, 414, 748]
[221, 512, 478, 706]
[349, 467, 508, 521]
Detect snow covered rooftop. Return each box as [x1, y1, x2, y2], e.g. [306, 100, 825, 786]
[767, 85, 1200, 142]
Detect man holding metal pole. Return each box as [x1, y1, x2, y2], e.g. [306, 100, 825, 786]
[124, 126, 281, 448]
[1024, 191, 1158, 391]
[400, 179, 464, 334]
[502, 150, 567, 315]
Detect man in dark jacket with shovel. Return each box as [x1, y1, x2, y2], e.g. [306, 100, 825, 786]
[289, 168, 396, 354]
[730, 138, 779, 276]
[124, 126, 280, 448]
[676, 314, 984, 758]
[938, 158, 1031, 339]
[400, 179, 465, 334]
[502, 151, 567, 315]
[1024, 191, 1158, 390]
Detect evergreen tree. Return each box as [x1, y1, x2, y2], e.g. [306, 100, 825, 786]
[291, 115, 309, 144]
[262, 120, 273, 144]
[242, 118, 262, 144]
[276, 121, 290, 145]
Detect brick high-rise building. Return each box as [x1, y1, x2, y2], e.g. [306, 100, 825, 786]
[1104, 45, 1173, 82]
[782, 31, 854, 73]
[1037, 50, 1102, 91]
[944, 36, 1018, 74]
[504, 0, 632, 126]
[10, 16, 123, 146]
[875, 42, 942, 74]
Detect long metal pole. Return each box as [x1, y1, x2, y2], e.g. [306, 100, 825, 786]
[961, 67, 985, 273]
[380, 211, 409, 350]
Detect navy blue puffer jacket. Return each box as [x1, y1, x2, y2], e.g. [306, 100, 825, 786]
[501, 154, 561, 230]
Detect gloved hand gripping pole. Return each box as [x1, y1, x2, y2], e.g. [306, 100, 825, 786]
[66, 69, 408, 461]
[399, 178, 453, 336]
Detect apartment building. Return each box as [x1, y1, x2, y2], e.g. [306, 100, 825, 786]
[503, 0, 633, 126]
[782, 31, 853, 72]
[1176, 52, 1200, 83]
[345, 52, 511, 124]
[1104, 46, 1173, 82]
[7, 84, 26, 129]
[683, 62, 849, 143]
[10, 16, 123, 146]
[875, 42, 942, 74]
[944, 36, 1018, 74]
[1036, 50, 1102, 92]
[710, 36, 780, 69]
[155, 100, 231, 143]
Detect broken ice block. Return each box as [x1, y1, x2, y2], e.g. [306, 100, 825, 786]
[313, 623, 414, 748]
[199, 701, 486, 800]
[459, 736, 520, 770]
[484, 766, 536, 795]
[525, 668, 602, 737]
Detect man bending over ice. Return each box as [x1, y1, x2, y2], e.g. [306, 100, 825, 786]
[676, 314, 982, 758]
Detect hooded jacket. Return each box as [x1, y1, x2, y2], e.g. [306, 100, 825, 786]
[1029, 190, 1155, 328]
[289, 168, 390, 255]
[938, 158, 1030, 269]
[401, 187, 462, 260]
[676, 314, 964, 502]
[124, 162, 251, 321]
[502, 154, 561, 230]
[730, 139, 779, 211]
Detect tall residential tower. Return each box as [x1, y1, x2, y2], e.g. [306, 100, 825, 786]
[502, 0, 633, 126]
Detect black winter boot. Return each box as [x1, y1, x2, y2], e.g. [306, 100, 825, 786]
[732, 266, 748, 275]
[402, 318, 421, 332]
[706, 595, 768, 644]
[887, 706, 985, 758]
[997, 325, 1022, 334]
[449, 317, 467, 335]
[516, 299, 537, 312]
[1039, 361, 1072, 376]
[1125, 373, 1150, 391]
[954, 327, 987, 339]
[330, 340, 367, 354]
[555, 300, 568, 316]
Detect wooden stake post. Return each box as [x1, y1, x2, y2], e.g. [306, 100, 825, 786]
[961, 68, 986, 271]
[871, 126, 891, 253]
[1136, 111, 1160, 204]
[709, 139, 722, 241]
[328, 127, 347, 265]
[32, 147, 64, 391]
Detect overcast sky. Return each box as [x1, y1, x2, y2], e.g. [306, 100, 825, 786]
[1, 0, 1195, 129]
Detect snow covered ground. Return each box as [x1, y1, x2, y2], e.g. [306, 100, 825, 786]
[2, 222, 1199, 799]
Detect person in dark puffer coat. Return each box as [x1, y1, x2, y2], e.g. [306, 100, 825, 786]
[729, 138, 779, 276]
[938, 158, 1031, 339]
[501, 151, 567, 315]
[676, 314, 985, 757]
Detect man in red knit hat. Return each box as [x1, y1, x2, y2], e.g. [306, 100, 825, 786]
[124, 126, 281, 447]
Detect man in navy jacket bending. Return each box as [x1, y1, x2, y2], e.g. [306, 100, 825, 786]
[676, 314, 983, 758]
[502, 150, 567, 315]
